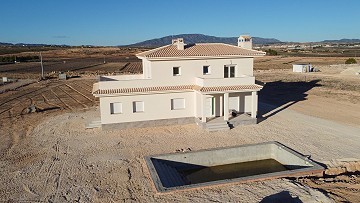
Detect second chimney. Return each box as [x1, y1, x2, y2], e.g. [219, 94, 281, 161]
[172, 38, 184, 50]
[238, 35, 252, 49]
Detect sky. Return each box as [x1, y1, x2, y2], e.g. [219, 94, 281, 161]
[1, 0, 359, 46]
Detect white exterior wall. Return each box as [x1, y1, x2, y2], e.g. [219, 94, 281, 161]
[98, 58, 255, 90]
[150, 57, 254, 84]
[229, 92, 257, 113]
[100, 92, 195, 124]
[195, 92, 202, 118]
[142, 59, 152, 79]
[96, 55, 261, 125]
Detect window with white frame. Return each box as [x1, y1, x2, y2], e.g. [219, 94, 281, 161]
[110, 102, 122, 114]
[203, 65, 210, 75]
[173, 67, 181, 76]
[171, 98, 185, 110]
[224, 65, 235, 78]
[132, 101, 144, 113]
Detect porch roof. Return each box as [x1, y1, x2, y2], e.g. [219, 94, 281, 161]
[93, 84, 262, 95]
[193, 84, 262, 92]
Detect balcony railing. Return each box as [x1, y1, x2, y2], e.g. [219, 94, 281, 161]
[195, 76, 255, 87]
[96, 74, 255, 91]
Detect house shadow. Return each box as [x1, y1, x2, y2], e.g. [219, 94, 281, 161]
[257, 79, 321, 123]
[259, 191, 303, 203]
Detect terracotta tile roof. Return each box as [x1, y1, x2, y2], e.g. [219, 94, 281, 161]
[241, 35, 252, 39]
[93, 84, 262, 95]
[93, 85, 194, 95]
[194, 84, 262, 92]
[136, 43, 265, 58]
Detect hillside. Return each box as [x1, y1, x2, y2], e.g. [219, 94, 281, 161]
[321, 39, 360, 43]
[127, 34, 281, 47]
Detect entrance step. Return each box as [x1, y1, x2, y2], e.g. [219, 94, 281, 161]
[86, 120, 101, 129]
[205, 121, 230, 132]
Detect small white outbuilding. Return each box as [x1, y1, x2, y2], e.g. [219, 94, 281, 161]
[293, 64, 312, 73]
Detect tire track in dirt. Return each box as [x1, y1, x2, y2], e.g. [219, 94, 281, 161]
[125, 167, 137, 202]
[50, 88, 73, 110]
[40, 140, 61, 202]
[65, 84, 93, 102]
[5, 109, 18, 156]
[0, 86, 48, 108]
[53, 144, 69, 202]
[42, 93, 62, 109]
[72, 82, 92, 93]
[0, 87, 51, 117]
[58, 85, 88, 109]
[77, 81, 93, 90]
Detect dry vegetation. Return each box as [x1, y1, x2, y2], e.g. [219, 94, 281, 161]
[0, 47, 359, 202]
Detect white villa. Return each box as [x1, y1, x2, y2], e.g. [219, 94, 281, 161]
[92, 35, 266, 131]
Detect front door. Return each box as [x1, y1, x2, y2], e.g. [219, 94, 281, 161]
[205, 97, 215, 117]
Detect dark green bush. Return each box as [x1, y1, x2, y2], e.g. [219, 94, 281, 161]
[0, 55, 40, 62]
[265, 49, 278, 56]
[345, 58, 357, 64]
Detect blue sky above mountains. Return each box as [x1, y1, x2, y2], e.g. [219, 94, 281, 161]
[1, 0, 359, 45]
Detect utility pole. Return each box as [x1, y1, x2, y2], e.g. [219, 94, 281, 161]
[40, 52, 44, 79]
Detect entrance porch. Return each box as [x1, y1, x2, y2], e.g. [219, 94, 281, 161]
[197, 91, 258, 124]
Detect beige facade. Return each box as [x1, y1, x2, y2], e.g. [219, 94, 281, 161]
[93, 37, 265, 129]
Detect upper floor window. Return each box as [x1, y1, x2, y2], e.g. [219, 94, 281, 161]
[173, 67, 181, 76]
[203, 65, 210, 75]
[224, 66, 235, 78]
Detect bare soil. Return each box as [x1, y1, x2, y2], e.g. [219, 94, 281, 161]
[0, 52, 359, 202]
[0, 47, 145, 79]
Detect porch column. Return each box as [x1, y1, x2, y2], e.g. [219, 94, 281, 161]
[251, 91, 257, 118]
[224, 93, 229, 121]
[219, 95, 223, 117]
[201, 94, 206, 123]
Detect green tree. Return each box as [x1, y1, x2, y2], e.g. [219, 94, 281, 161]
[265, 49, 278, 56]
[345, 58, 357, 64]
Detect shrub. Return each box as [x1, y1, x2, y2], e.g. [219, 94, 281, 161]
[0, 55, 40, 63]
[345, 58, 357, 64]
[265, 49, 278, 56]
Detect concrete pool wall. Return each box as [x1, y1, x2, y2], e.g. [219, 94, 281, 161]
[145, 141, 324, 192]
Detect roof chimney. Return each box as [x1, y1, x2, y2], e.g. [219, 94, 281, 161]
[172, 38, 185, 50]
[238, 35, 252, 49]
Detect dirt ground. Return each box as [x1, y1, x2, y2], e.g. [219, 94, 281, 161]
[0, 56, 360, 202]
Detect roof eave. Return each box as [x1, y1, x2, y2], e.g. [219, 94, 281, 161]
[145, 54, 265, 61]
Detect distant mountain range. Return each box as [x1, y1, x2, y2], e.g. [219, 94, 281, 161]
[320, 39, 360, 43]
[127, 34, 281, 47]
[1, 35, 360, 47]
[0, 42, 69, 47]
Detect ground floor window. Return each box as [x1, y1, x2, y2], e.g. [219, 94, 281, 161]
[133, 101, 144, 113]
[171, 98, 185, 110]
[110, 102, 122, 114]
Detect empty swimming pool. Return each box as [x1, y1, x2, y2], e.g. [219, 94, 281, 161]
[145, 141, 324, 192]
